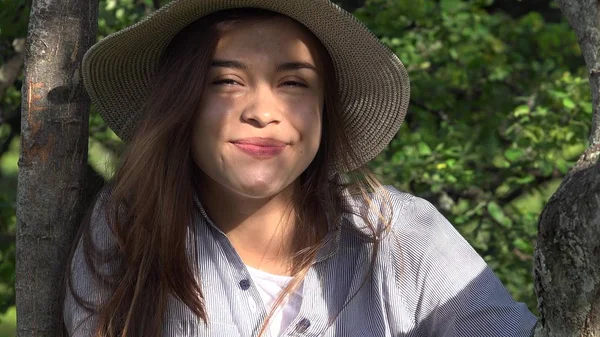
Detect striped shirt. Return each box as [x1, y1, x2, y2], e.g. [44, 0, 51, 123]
[64, 186, 537, 336]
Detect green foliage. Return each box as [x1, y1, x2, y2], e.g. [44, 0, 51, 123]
[0, 0, 23, 318]
[0, 191, 15, 316]
[0, 0, 30, 42]
[357, 0, 589, 312]
[0, 0, 594, 330]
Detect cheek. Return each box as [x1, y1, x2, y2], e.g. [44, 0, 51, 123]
[194, 96, 239, 142]
[197, 99, 229, 130]
[287, 101, 323, 151]
[192, 101, 228, 163]
[305, 114, 322, 150]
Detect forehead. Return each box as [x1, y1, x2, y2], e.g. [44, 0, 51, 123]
[213, 16, 323, 64]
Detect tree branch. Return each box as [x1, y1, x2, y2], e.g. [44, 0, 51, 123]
[410, 99, 449, 121]
[556, 0, 600, 146]
[16, 0, 98, 334]
[535, 3, 600, 336]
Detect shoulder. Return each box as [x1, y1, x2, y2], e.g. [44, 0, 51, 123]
[340, 184, 412, 237]
[348, 185, 490, 305]
[374, 187, 537, 335]
[387, 187, 476, 262]
[86, 187, 119, 251]
[379, 185, 459, 239]
[341, 184, 455, 243]
[70, 186, 120, 278]
[64, 187, 118, 336]
[375, 186, 487, 288]
[341, 185, 477, 274]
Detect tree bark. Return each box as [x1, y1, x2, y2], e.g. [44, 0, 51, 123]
[16, 0, 97, 335]
[534, 0, 600, 336]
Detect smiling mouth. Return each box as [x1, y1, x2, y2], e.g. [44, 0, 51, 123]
[231, 138, 287, 158]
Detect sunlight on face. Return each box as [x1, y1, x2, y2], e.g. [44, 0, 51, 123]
[191, 16, 325, 199]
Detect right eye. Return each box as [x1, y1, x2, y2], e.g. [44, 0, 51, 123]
[212, 79, 240, 86]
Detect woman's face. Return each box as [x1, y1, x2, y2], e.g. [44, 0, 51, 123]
[192, 16, 325, 199]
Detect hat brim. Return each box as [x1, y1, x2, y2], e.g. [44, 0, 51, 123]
[82, 0, 410, 173]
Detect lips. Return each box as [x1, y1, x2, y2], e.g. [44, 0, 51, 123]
[233, 138, 287, 147]
[231, 138, 287, 158]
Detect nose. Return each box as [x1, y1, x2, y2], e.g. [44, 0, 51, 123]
[241, 85, 282, 127]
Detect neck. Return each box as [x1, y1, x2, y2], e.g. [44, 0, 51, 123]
[198, 176, 299, 275]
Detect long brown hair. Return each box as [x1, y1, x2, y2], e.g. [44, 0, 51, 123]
[61, 8, 391, 337]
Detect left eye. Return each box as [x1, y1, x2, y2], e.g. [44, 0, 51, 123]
[282, 81, 307, 88]
[213, 79, 239, 86]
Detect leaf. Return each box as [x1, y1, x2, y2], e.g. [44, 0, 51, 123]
[487, 201, 513, 228]
[556, 159, 570, 174]
[513, 238, 532, 252]
[516, 175, 535, 185]
[513, 105, 530, 117]
[115, 8, 125, 20]
[440, 0, 462, 12]
[504, 148, 525, 162]
[562, 97, 576, 110]
[418, 142, 432, 155]
[493, 155, 511, 168]
[549, 89, 568, 99]
[105, 0, 117, 11]
[580, 101, 593, 114]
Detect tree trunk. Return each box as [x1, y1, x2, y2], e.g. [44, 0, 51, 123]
[16, 0, 97, 335]
[534, 0, 600, 336]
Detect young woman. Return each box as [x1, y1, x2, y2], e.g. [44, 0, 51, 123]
[62, 0, 537, 336]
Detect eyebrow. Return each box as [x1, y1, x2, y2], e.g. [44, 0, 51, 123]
[210, 59, 318, 72]
[275, 61, 318, 72]
[211, 60, 249, 70]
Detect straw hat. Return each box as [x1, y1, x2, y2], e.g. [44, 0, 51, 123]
[82, 0, 410, 173]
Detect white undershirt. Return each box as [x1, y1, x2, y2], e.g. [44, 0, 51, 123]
[246, 265, 303, 337]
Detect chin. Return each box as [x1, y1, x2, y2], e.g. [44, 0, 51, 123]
[229, 172, 295, 199]
[235, 182, 287, 199]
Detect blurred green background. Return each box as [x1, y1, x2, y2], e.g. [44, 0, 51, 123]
[0, 0, 591, 335]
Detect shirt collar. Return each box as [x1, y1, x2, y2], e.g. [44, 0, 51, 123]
[192, 191, 342, 264]
[192, 192, 226, 235]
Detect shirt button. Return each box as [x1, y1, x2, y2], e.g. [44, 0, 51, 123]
[295, 318, 311, 333]
[239, 279, 251, 290]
